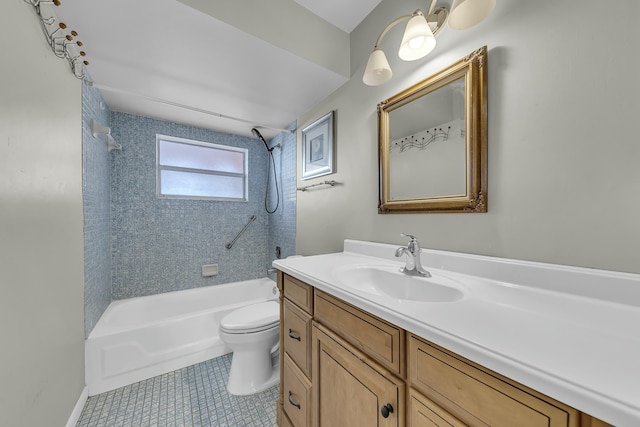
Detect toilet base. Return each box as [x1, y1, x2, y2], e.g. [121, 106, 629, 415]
[226, 350, 279, 396]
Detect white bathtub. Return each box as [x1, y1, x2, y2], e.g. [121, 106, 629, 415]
[85, 277, 279, 396]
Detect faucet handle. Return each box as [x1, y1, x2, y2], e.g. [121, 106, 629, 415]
[400, 233, 420, 253]
[400, 232, 416, 241]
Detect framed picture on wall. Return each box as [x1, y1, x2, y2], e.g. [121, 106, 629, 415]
[301, 111, 335, 180]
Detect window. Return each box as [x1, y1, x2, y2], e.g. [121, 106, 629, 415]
[156, 135, 248, 201]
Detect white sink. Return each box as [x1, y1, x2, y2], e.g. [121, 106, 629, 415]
[333, 265, 464, 303]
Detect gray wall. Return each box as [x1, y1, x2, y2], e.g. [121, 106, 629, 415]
[296, 0, 640, 275]
[0, 2, 85, 426]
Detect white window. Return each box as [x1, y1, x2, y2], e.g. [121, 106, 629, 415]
[156, 135, 248, 201]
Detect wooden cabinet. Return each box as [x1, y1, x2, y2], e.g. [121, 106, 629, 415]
[408, 388, 465, 427]
[277, 271, 611, 427]
[409, 334, 580, 427]
[282, 274, 313, 313]
[279, 272, 314, 427]
[283, 353, 312, 427]
[314, 290, 405, 377]
[313, 324, 404, 427]
[283, 299, 312, 377]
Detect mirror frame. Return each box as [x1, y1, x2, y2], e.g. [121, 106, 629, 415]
[378, 46, 488, 213]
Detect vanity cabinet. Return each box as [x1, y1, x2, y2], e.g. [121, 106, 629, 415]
[276, 271, 611, 427]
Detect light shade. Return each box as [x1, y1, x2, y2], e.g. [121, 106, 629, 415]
[398, 14, 436, 61]
[448, 0, 496, 30]
[363, 49, 392, 86]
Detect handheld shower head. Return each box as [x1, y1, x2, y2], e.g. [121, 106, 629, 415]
[251, 127, 263, 140]
[251, 127, 270, 152]
[252, 127, 281, 214]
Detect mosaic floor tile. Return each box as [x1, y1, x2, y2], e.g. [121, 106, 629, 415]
[77, 354, 278, 427]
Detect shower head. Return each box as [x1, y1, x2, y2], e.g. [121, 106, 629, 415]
[251, 127, 271, 152]
[251, 127, 263, 140]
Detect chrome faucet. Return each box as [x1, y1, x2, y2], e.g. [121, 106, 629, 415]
[395, 233, 431, 277]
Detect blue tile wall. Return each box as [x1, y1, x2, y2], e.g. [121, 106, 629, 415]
[109, 113, 272, 299]
[83, 88, 298, 333]
[268, 122, 297, 268]
[82, 80, 112, 338]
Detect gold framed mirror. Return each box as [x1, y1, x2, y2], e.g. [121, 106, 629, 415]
[378, 46, 487, 213]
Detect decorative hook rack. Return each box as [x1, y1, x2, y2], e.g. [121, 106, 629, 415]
[297, 180, 340, 192]
[391, 126, 451, 152]
[24, 0, 88, 79]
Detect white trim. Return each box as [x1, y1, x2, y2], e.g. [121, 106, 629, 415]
[65, 386, 88, 427]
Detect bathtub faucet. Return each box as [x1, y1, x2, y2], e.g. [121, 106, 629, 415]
[395, 233, 431, 277]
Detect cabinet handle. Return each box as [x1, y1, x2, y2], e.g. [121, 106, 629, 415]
[288, 329, 301, 341]
[380, 403, 394, 418]
[288, 391, 301, 410]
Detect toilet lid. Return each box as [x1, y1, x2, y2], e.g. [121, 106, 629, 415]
[220, 301, 279, 333]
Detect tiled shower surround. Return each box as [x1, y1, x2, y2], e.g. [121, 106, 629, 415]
[82, 80, 112, 337]
[267, 123, 297, 266]
[109, 112, 272, 299]
[82, 84, 297, 335]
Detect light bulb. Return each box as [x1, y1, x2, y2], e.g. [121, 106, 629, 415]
[399, 14, 436, 61]
[409, 36, 425, 49]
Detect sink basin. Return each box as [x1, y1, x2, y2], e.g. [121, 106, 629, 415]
[333, 265, 464, 303]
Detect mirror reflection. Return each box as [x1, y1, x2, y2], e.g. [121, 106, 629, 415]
[388, 76, 466, 200]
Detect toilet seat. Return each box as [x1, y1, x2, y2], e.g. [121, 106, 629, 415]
[220, 301, 279, 334]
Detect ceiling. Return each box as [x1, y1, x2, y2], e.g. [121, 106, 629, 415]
[55, 0, 383, 140]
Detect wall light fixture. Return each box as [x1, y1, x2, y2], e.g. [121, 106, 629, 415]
[363, 0, 496, 86]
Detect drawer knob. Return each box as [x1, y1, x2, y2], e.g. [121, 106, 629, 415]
[288, 391, 301, 410]
[288, 329, 301, 341]
[380, 403, 394, 418]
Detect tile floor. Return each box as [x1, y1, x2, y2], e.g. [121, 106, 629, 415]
[76, 354, 278, 427]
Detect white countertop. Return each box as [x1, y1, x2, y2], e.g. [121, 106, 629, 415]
[273, 240, 640, 427]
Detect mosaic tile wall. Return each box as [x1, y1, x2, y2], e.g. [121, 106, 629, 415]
[268, 122, 297, 268]
[82, 80, 112, 338]
[109, 113, 272, 299]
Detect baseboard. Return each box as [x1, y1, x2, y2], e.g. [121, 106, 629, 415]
[66, 386, 88, 427]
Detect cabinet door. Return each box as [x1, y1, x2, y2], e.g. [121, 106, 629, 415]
[312, 324, 404, 427]
[409, 388, 466, 427]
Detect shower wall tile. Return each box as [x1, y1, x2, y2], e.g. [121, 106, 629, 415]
[110, 113, 270, 299]
[82, 80, 113, 338]
[268, 122, 297, 267]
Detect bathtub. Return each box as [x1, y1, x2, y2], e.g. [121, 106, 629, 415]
[85, 277, 279, 396]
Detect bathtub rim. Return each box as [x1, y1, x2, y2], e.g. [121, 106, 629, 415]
[89, 277, 278, 339]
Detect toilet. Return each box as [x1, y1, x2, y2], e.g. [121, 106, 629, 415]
[219, 300, 280, 395]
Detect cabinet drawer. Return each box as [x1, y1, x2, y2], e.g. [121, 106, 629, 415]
[314, 290, 404, 376]
[283, 274, 313, 314]
[409, 335, 579, 427]
[283, 353, 312, 427]
[283, 299, 312, 377]
[408, 388, 466, 427]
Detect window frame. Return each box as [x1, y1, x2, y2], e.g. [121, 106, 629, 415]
[156, 134, 249, 202]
